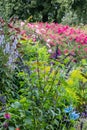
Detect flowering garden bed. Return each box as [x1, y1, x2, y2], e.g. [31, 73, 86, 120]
[0, 18, 87, 130]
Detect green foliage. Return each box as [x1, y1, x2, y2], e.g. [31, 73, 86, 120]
[0, 0, 72, 22]
[0, 39, 81, 129]
[0, 0, 12, 20]
[1, 19, 87, 129]
[0, 19, 18, 113]
[71, 0, 87, 24]
[62, 11, 79, 25]
[0, 0, 87, 24]
[0, 46, 13, 93]
[0, 46, 14, 116]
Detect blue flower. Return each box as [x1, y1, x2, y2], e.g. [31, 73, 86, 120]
[64, 105, 73, 113]
[69, 111, 80, 120]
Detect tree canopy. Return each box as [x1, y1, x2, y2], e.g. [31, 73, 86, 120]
[0, 0, 87, 24]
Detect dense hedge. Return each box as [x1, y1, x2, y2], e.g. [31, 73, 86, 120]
[0, 0, 87, 24]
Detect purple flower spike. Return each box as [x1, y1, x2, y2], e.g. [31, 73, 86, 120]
[3, 122, 9, 128]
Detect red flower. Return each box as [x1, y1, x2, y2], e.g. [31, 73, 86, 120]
[84, 48, 87, 52]
[15, 27, 20, 32]
[8, 23, 13, 28]
[64, 49, 68, 54]
[15, 128, 20, 130]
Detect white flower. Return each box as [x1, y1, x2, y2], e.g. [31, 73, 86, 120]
[46, 39, 51, 43]
[48, 49, 52, 53]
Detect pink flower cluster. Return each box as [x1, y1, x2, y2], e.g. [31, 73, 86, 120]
[25, 22, 87, 57]
[27, 22, 87, 45]
[0, 17, 87, 59]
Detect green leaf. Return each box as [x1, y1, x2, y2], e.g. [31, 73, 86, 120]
[23, 118, 32, 125]
[11, 101, 22, 109]
[8, 126, 15, 130]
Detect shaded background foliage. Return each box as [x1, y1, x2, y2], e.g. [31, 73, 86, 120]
[71, 0, 87, 24]
[0, 0, 87, 24]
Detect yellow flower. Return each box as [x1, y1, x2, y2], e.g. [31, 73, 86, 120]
[65, 88, 78, 101]
[70, 69, 87, 83]
[71, 69, 82, 79]
[44, 66, 51, 72]
[80, 74, 87, 83]
[67, 79, 74, 86]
